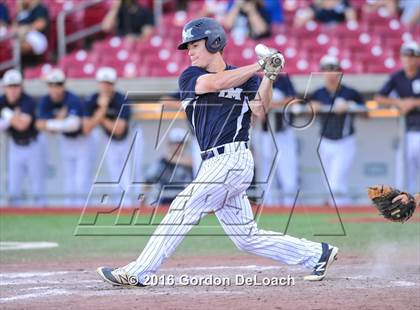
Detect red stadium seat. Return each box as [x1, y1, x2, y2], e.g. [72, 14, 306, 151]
[24, 64, 55, 79]
[329, 22, 362, 40]
[365, 57, 398, 73]
[149, 61, 184, 77]
[66, 62, 97, 78]
[339, 59, 363, 74]
[82, 0, 110, 28]
[293, 21, 321, 39]
[59, 50, 99, 71]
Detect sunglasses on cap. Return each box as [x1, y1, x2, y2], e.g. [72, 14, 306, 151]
[400, 48, 419, 57]
[47, 82, 65, 86]
[320, 64, 341, 71]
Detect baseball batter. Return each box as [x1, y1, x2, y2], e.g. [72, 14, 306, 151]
[97, 17, 338, 286]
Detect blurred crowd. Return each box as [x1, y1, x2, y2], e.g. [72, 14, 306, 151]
[1, 40, 418, 207]
[0, 0, 418, 69]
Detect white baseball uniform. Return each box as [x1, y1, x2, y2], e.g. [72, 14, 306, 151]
[311, 85, 365, 205]
[378, 68, 420, 193]
[119, 65, 323, 284]
[38, 90, 89, 205]
[1, 92, 45, 205]
[257, 75, 299, 206]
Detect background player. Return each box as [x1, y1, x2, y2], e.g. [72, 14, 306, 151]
[310, 55, 365, 206]
[97, 17, 338, 286]
[83, 67, 138, 205]
[0, 69, 45, 205]
[257, 73, 299, 206]
[144, 127, 193, 205]
[374, 41, 420, 194]
[158, 91, 202, 177]
[36, 68, 89, 205]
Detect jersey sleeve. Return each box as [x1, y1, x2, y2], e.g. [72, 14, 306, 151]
[178, 66, 208, 105]
[67, 94, 83, 117]
[273, 75, 296, 100]
[245, 75, 261, 101]
[378, 75, 396, 96]
[351, 89, 365, 105]
[20, 96, 36, 116]
[309, 89, 322, 102]
[37, 96, 52, 119]
[83, 95, 96, 117]
[116, 93, 130, 120]
[284, 76, 296, 97]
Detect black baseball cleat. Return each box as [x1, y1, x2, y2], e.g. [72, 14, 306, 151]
[97, 267, 145, 287]
[304, 242, 339, 281]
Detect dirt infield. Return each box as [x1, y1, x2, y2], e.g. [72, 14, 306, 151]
[1, 253, 419, 310]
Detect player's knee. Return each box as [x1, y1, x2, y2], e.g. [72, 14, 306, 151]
[231, 235, 258, 252]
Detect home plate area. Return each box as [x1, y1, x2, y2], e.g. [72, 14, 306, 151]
[0, 256, 419, 310]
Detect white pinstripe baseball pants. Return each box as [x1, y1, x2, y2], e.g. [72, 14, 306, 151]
[122, 142, 322, 284]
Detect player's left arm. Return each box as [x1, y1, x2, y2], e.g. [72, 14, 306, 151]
[9, 98, 35, 131]
[9, 108, 32, 131]
[271, 76, 296, 109]
[101, 117, 128, 137]
[100, 97, 130, 137]
[249, 76, 273, 119]
[44, 96, 82, 133]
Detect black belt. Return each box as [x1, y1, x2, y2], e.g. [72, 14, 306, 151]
[200, 142, 248, 161]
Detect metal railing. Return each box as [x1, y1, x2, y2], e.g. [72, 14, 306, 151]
[57, 0, 106, 60]
[0, 32, 21, 72]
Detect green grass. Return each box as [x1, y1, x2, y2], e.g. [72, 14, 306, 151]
[1, 212, 419, 264]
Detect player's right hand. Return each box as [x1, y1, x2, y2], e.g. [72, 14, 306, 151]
[98, 95, 111, 108]
[255, 44, 285, 81]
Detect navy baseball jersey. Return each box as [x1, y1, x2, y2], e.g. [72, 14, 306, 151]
[262, 75, 296, 132]
[84, 91, 130, 140]
[378, 69, 420, 132]
[16, 3, 49, 34]
[38, 91, 84, 137]
[178, 65, 259, 151]
[311, 84, 365, 140]
[0, 93, 38, 145]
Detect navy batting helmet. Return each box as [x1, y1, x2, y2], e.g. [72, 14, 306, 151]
[177, 17, 227, 53]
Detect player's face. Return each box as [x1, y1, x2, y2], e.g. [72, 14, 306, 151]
[98, 82, 114, 96]
[401, 55, 418, 71]
[47, 84, 65, 102]
[4, 85, 22, 104]
[323, 71, 341, 86]
[22, 0, 36, 8]
[187, 40, 212, 68]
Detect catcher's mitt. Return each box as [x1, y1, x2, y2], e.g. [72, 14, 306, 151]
[367, 185, 416, 222]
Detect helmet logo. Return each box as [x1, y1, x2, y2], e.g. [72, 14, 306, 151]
[182, 27, 194, 41]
